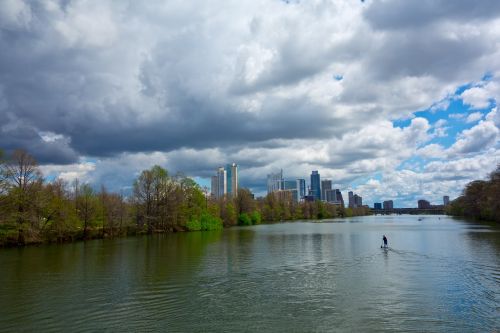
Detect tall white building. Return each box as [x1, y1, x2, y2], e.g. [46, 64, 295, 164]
[211, 163, 238, 199]
[216, 167, 227, 199]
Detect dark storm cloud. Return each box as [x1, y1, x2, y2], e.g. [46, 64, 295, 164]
[364, 0, 500, 30]
[0, 0, 355, 164]
[364, 31, 492, 82]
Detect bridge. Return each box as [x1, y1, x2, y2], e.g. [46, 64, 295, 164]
[370, 208, 446, 215]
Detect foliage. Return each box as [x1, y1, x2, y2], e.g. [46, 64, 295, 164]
[250, 211, 262, 225]
[238, 213, 252, 226]
[0, 149, 372, 247]
[447, 165, 500, 222]
[186, 212, 223, 231]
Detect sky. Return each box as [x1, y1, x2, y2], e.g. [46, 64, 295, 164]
[1, 0, 499, 207]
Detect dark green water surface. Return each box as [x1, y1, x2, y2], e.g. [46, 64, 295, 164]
[1, 215, 499, 332]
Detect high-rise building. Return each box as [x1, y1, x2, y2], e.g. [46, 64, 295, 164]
[217, 167, 227, 199]
[348, 191, 362, 208]
[321, 180, 332, 201]
[267, 170, 283, 194]
[310, 171, 321, 201]
[325, 189, 334, 202]
[283, 180, 298, 201]
[383, 200, 393, 209]
[335, 189, 344, 206]
[283, 180, 297, 190]
[226, 163, 238, 198]
[353, 194, 362, 207]
[297, 179, 306, 200]
[443, 196, 450, 206]
[374, 202, 382, 209]
[210, 176, 218, 198]
[211, 163, 238, 199]
[325, 188, 344, 205]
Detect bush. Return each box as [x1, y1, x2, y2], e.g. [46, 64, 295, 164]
[200, 212, 223, 231]
[250, 211, 261, 225]
[238, 213, 252, 226]
[186, 218, 202, 231]
[187, 212, 223, 231]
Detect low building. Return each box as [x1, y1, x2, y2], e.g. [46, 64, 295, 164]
[418, 199, 431, 209]
[374, 202, 382, 209]
[383, 200, 394, 210]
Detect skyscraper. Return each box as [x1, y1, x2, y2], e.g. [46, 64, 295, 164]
[348, 191, 354, 208]
[226, 163, 238, 197]
[210, 175, 218, 198]
[267, 170, 283, 194]
[297, 179, 306, 200]
[443, 196, 450, 206]
[217, 167, 227, 199]
[211, 164, 238, 199]
[354, 194, 362, 207]
[335, 189, 344, 206]
[321, 179, 332, 201]
[310, 171, 321, 201]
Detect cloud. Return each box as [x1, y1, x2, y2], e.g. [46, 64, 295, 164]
[465, 111, 484, 123]
[0, 0, 32, 30]
[1, 0, 500, 203]
[461, 80, 500, 109]
[448, 120, 499, 155]
[416, 143, 446, 159]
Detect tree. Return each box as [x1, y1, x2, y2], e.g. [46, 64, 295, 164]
[41, 179, 79, 242]
[1, 150, 43, 244]
[235, 188, 255, 215]
[77, 184, 97, 239]
[0, 149, 6, 195]
[133, 168, 155, 233]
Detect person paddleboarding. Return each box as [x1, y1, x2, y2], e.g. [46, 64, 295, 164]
[382, 235, 388, 248]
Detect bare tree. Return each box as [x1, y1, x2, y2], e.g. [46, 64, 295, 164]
[2, 150, 43, 244]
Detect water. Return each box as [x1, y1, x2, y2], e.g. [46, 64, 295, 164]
[0, 215, 499, 332]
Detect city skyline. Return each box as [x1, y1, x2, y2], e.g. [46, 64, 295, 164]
[0, 1, 499, 208]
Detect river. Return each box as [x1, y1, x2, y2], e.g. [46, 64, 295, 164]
[0, 215, 498, 332]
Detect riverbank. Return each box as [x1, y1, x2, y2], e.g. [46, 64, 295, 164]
[0, 206, 371, 248]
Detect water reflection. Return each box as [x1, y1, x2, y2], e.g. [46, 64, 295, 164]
[0, 216, 498, 332]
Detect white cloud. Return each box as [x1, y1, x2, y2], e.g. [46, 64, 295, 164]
[465, 111, 484, 123]
[41, 161, 96, 184]
[449, 113, 466, 120]
[461, 80, 500, 109]
[448, 120, 499, 155]
[416, 143, 446, 159]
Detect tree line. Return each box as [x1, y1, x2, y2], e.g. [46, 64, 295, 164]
[446, 165, 500, 222]
[0, 149, 369, 246]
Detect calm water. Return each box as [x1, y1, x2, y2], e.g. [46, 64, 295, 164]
[0, 215, 499, 332]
